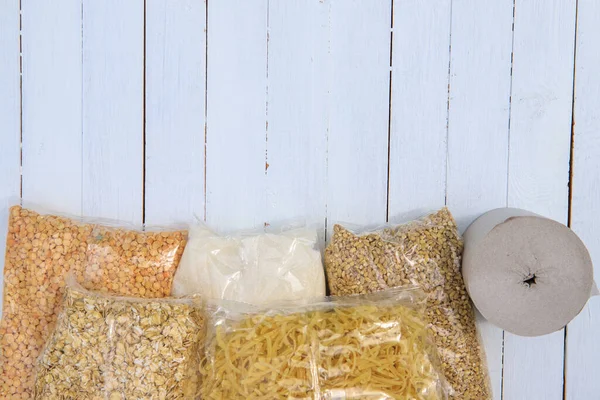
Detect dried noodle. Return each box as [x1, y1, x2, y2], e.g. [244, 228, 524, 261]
[201, 288, 447, 400]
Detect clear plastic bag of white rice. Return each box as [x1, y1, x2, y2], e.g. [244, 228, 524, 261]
[172, 222, 326, 305]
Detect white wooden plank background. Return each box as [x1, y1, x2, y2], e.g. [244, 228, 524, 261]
[327, 0, 390, 231]
[82, 0, 144, 224]
[503, 1, 577, 399]
[145, 0, 206, 226]
[566, 0, 600, 397]
[446, 1, 514, 398]
[2, 1, 598, 398]
[205, 0, 268, 231]
[21, 0, 82, 214]
[388, 0, 450, 215]
[0, 0, 20, 317]
[266, 0, 328, 237]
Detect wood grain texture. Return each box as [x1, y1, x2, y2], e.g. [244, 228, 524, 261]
[205, 0, 268, 231]
[21, 0, 83, 214]
[145, 0, 206, 226]
[445, 1, 514, 398]
[388, 0, 450, 216]
[503, 1, 577, 399]
[447, 0, 513, 233]
[565, 0, 600, 397]
[326, 0, 391, 231]
[266, 0, 329, 237]
[0, 0, 21, 311]
[82, 0, 144, 223]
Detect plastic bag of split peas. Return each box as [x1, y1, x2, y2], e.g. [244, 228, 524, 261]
[0, 205, 187, 399]
[200, 287, 448, 400]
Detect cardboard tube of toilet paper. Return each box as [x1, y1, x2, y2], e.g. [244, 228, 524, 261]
[463, 208, 596, 337]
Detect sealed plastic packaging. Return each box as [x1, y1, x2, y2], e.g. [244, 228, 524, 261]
[201, 288, 448, 400]
[35, 275, 204, 399]
[84, 224, 185, 297]
[0, 205, 187, 399]
[324, 208, 491, 400]
[172, 223, 326, 305]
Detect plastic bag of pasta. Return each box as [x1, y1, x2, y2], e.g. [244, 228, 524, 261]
[201, 287, 448, 400]
[324, 207, 491, 400]
[172, 222, 325, 305]
[0, 205, 187, 399]
[34, 275, 204, 400]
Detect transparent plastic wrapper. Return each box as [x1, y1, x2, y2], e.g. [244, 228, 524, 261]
[35, 275, 204, 399]
[172, 222, 326, 305]
[84, 224, 185, 297]
[201, 287, 448, 400]
[0, 205, 187, 399]
[324, 208, 492, 400]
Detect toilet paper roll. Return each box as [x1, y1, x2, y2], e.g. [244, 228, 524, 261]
[463, 208, 596, 337]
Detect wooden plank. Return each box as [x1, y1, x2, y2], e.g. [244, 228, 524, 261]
[388, 0, 450, 216]
[21, 0, 83, 214]
[326, 0, 391, 231]
[447, 0, 514, 232]
[145, 0, 206, 225]
[205, 0, 267, 231]
[565, 0, 600, 397]
[503, 0, 577, 399]
[445, 1, 514, 398]
[82, 0, 144, 223]
[266, 0, 329, 236]
[0, 0, 21, 309]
